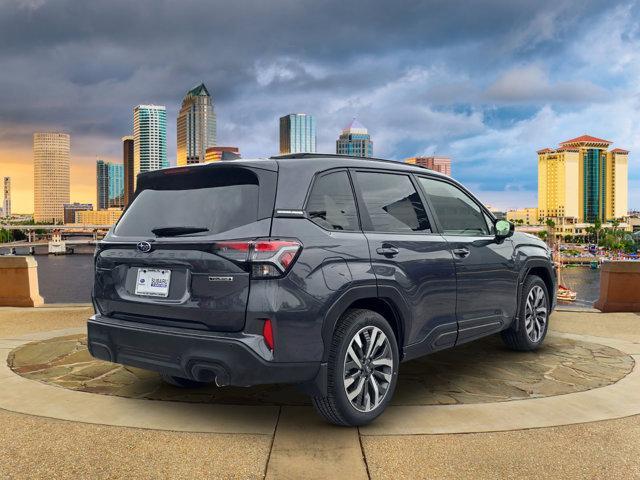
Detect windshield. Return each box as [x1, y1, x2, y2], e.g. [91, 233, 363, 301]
[114, 173, 261, 238]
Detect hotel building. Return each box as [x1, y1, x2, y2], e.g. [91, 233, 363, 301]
[33, 132, 70, 223]
[405, 156, 451, 176]
[133, 105, 167, 188]
[177, 83, 217, 166]
[537, 135, 628, 223]
[336, 119, 373, 158]
[279, 114, 316, 154]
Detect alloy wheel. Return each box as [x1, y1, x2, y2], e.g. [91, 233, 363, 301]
[343, 325, 394, 413]
[525, 285, 547, 343]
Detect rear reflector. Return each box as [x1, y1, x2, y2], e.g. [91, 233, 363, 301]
[263, 319, 274, 351]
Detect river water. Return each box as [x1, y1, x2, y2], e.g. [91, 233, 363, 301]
[1, 247, 602, 308]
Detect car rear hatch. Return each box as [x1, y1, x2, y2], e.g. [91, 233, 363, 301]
[93, 161, 277, 332]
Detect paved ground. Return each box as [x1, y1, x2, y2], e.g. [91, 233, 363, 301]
[0, 306, 639, 479]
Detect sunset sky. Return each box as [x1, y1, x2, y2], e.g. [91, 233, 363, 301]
[1, 0, 639, 213]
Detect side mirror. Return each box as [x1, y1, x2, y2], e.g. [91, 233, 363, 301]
[495, 219, 514, 239]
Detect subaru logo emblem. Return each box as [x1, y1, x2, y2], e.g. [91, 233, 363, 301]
[137, 241, 152, 253]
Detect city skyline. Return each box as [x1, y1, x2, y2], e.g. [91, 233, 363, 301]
[0, 1, 639, 213]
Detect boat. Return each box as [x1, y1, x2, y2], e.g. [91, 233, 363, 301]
[557, 284, 577, 302]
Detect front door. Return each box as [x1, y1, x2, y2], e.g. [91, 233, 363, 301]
[352, 170, 457, 355]
[416, 176, 518, 345]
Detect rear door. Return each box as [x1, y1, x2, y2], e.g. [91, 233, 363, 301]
[93, 164, 277, 332]
[415, 176, 518, 344]
[352, 170, 457, 352]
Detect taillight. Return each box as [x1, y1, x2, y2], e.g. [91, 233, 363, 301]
[213, 239, 302, 279]
[263, 319, 274, 351]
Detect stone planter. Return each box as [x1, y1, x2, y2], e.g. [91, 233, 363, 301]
[594, 261, 640, 312]
[0, 256, 44, 307]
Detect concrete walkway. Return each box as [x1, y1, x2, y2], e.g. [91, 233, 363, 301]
[1, 307, 639, 479]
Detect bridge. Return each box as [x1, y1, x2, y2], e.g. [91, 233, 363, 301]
[0, 224, 112, 231]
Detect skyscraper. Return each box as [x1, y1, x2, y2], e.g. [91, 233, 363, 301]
[122, 135, 134, 206]
[177, 83, 216, 166]
[2, 177, 10, 218]
[405, 156, 452, 176]
[33, 132, 70, 223]
[96, 160, 109, 210]
[336, 118, 373, 157]
[279, 114, 316, 154]
[97, 160, 124, 210]
[537, 135, 628, 222]
[133, 105, 167, 188]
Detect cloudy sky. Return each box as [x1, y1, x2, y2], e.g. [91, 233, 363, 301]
[1, 0, 639, 212]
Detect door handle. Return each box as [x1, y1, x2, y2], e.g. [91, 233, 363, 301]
[376, 244, 400, 257]
[453, 247, 470, 258]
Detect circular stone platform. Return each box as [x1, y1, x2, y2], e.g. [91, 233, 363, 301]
[8, 333, 633, 406]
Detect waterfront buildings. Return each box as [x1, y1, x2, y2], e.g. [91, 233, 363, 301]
[506, 207, 540, 225]
[33, 132, 70, 223]
[336, 118, 373, 157]
[205, 146, 240, 162]
[279, 114, 316, 154]
[122, 135, 134, 206]
[63, 202, 93, 224]
[2, 177, 10, 218]
[177, 83, 216, 166]
[97, 160, 124, 210]
[133, 105, 167, 187]
[538, 135, 628, 223]
[405, 156, 451, 176]
[75, 208, 122, 226]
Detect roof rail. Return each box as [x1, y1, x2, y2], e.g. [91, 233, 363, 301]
[269, 152, 440, 172]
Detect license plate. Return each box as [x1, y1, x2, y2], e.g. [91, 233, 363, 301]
[135, 268, 171, 297]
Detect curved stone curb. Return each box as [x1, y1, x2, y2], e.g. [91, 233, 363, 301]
[1, 329, 639, 435]
[361, 333, 640, 435]
[0, 329, 278, 435]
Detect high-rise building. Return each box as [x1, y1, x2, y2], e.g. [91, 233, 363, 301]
[63, 202, 93, 224]
[122, 135, 134, 206]
[96, 160, 109, 210]
[133, 105, 167, 188]
[177, 83, 216, 166]
[279, 114, 316, 154]
[205, 146, 240, 162]
[405, 156, 451, 176]
[75, 208, 122, 226]
[336, 118, 373, 157]
[538, 135, 629, 222]
[97, 160, 125, 210]
[2, 177, 10, 218]
[33, 132, 70, 223]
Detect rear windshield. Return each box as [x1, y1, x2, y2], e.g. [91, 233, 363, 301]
[114, 169, 261, 238]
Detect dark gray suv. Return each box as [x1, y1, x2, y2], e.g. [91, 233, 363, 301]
[89, 154, 556, 426]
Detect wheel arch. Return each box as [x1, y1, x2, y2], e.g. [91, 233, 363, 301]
[512, 260, 557, 331]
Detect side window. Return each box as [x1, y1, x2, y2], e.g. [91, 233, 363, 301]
[356, 172, 431, 233]
[417, 177, 490, 235]
[306, 171, 359, 231]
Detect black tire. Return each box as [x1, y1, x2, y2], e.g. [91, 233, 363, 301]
[312, 308, 399, 426]
[160, 374, 210, 388]
[501, 275, 550, 351]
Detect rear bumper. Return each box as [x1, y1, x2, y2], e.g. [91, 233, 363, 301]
[87, 314, 320, 387]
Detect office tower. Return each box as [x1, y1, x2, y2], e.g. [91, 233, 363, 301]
[133, 105, 167, 187]
[63, 202, 93, 224]
[405, 156, 452, 176]
[177, 83, 217, 165]
[336, 118, 373, 157]
[33, 132, 70, 223]
[205, 146, 240, 162]
[96, 160, 109, 210]
[279, 114, 316, 154]
[538, 135, 629, 222]
[2, 177, 10, 217]
[122, 135, 134, 206]
[97, 160, 125, 210]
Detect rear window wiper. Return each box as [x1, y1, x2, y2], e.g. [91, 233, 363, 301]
[151, 226, 210, 237]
